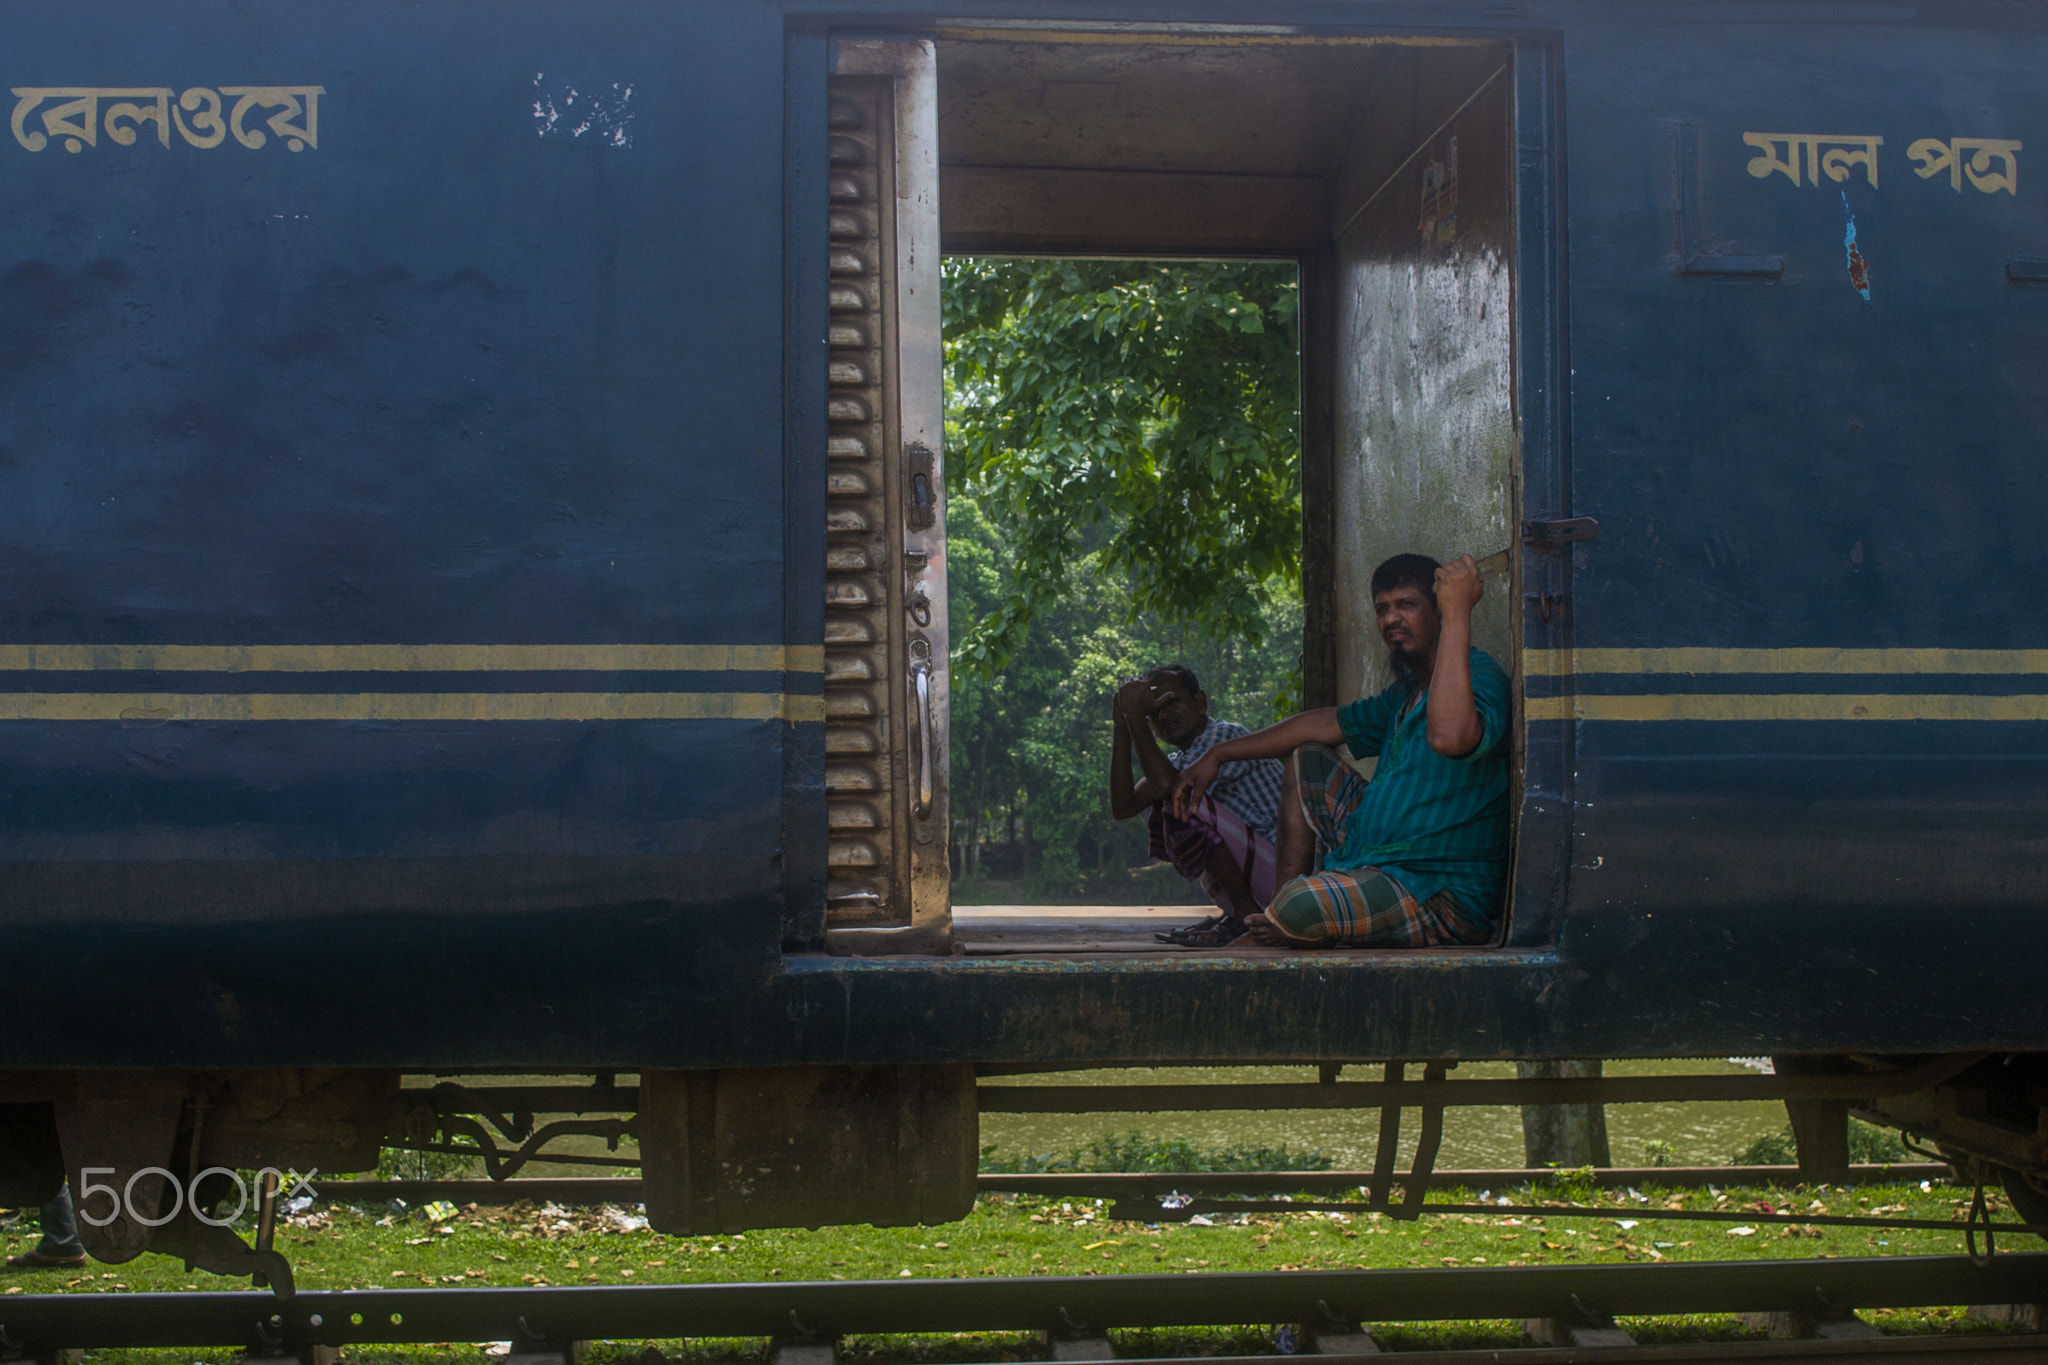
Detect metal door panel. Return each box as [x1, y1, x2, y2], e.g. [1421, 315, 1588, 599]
[822, 39, 950, 953]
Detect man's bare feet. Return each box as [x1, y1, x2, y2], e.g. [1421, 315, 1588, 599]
[1243, 913, 1293, 947]
[1202, 841, 1261, 922]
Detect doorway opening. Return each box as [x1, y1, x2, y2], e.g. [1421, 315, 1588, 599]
[942, 256, 1305, 917]
[822, 29, 1524, 955]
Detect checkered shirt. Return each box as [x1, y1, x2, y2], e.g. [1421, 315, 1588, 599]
[1170, 717, 1285, 840]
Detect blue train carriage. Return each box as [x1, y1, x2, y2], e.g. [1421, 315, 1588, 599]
[0, 0, 2042, 1271]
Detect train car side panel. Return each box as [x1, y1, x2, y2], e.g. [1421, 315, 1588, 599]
[1551, 11, 2048, 1046]
[0, 0, 807, 1065]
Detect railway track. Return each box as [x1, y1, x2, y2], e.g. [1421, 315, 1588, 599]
[321, 1168, 2036, 1244]
[0, 1256, 2043, 1360]
[320, 1166, 1958, 1209]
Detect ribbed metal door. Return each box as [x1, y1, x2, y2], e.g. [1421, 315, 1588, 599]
[821, 39, 951, 953]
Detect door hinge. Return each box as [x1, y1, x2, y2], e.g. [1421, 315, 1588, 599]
[1522, 516, 1599, 547]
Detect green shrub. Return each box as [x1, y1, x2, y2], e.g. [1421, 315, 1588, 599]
[979, 1131, 1332, 1174]
[373, 1147, 483, 1180]
[1729, 1128, 1799, 1166]
[1534, 1164, 1599, 1203]
[1727, 1119, 1907, 1167]
[1848, 1120, 1910, 1163]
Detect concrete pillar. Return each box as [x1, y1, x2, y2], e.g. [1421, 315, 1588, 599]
[1523, 1317, 1635, 1348]
[1308, 1327, 1384, 1354]
[1771, 1054, 1852, 1184]
[1740, 1310, 1881, 1340]
[1041, 1333, 1114, 1361]
[773, 1343, 838, 1365]
[240, 1349, 335, 1365]
[506, 1348, 586, 1365]
[1518, 1059, 1611, 1168]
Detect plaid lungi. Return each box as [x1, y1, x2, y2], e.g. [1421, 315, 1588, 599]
[1148, 793, 1277, 913]
[1264, 743, 1490, 947]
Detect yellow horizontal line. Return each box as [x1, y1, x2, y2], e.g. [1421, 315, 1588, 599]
[1527, 694, 2048, 723]
[0, 693, 826, 723]
[1523, 648, 2048, 677]
[935, 26, 1494, 48]
[0, 645, 825, 674]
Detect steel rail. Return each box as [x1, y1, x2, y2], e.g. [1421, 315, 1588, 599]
[986, 1167, 1953, 1197]
[1110, 1341, 2048, 1364]
[975, 1054, 1986, 1113]
[318, 1165, 1955, 1208]
[0, 1255, 2043, 1350]
[318, 1176, 647, 1205]
[1124, 1198, 2038, 1235]
[401, 1141, 641, 1171]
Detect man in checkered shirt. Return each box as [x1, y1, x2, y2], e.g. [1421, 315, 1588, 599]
[1108, 665, 1286, 946]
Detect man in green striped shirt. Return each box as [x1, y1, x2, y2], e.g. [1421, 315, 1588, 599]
[1171, 552, 1508, 947]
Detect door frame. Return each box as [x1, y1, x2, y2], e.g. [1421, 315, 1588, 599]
[1504, 34, 1574, 949]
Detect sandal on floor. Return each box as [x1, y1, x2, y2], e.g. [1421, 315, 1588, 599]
[5, 1250, 86, 1269]
[1155, 913, 1221, 945]
[1163, 914, 1248, 948]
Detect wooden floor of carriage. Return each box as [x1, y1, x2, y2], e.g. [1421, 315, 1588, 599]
[950, 905, 1223, 955]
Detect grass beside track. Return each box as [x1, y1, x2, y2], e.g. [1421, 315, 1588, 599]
[1, 1180, 2037, 1364]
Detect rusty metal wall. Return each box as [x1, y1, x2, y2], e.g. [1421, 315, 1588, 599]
[1329, 60, 1518, 711]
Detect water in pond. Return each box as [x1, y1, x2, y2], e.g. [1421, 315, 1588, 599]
[979, 1058, 1787, 1171]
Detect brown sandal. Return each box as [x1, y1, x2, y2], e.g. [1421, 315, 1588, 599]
[1156, 913, 1221, 945]
[1165, 914, 1248, 948]
[5, 1250, 86, 1269]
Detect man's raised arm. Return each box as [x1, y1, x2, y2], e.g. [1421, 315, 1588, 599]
[1426, 555, 1484, 758]
[1108, 677, 1179, 819]
[1171, 707, 1344, 820]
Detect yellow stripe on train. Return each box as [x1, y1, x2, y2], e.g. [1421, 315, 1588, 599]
[0, 692, 826, 723]
[1522, 647, 2048, 676]
[1525, 693, 2048, 722]
[0, 644, 826, 673]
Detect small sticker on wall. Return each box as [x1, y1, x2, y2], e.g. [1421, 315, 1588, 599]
[1420, 134, 1458, 245]
[1840, 192, 1871, 301]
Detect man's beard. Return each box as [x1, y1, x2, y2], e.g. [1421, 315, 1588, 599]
[1386, 642, 1427, 687]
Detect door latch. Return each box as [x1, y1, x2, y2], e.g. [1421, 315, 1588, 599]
[905, 441, 935, 530]
[1520, 519, 1592, 625]
[1522, 516, 1599, 547]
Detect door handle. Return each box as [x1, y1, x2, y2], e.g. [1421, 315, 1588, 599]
[911, 659, 933, 818]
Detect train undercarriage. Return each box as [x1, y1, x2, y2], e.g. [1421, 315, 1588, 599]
[3, 1052, 2042, 1291]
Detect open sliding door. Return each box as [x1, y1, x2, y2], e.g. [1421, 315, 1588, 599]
[1325, 52, 1518, 721]
[1320, 47, 1525, 939]
[821, 38, 952, 953]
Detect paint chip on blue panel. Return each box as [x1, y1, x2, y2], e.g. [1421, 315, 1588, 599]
[1841, 193, 1870, 302]
[533, 74, 634, 147]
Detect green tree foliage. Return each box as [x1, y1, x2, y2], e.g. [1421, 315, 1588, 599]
[941, 259, 1305, 900]
[943, 258, 1301, 674]
[947, 491, 1301, 900]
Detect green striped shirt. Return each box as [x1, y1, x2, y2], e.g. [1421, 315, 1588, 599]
[1332, 648, 1511, 925]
